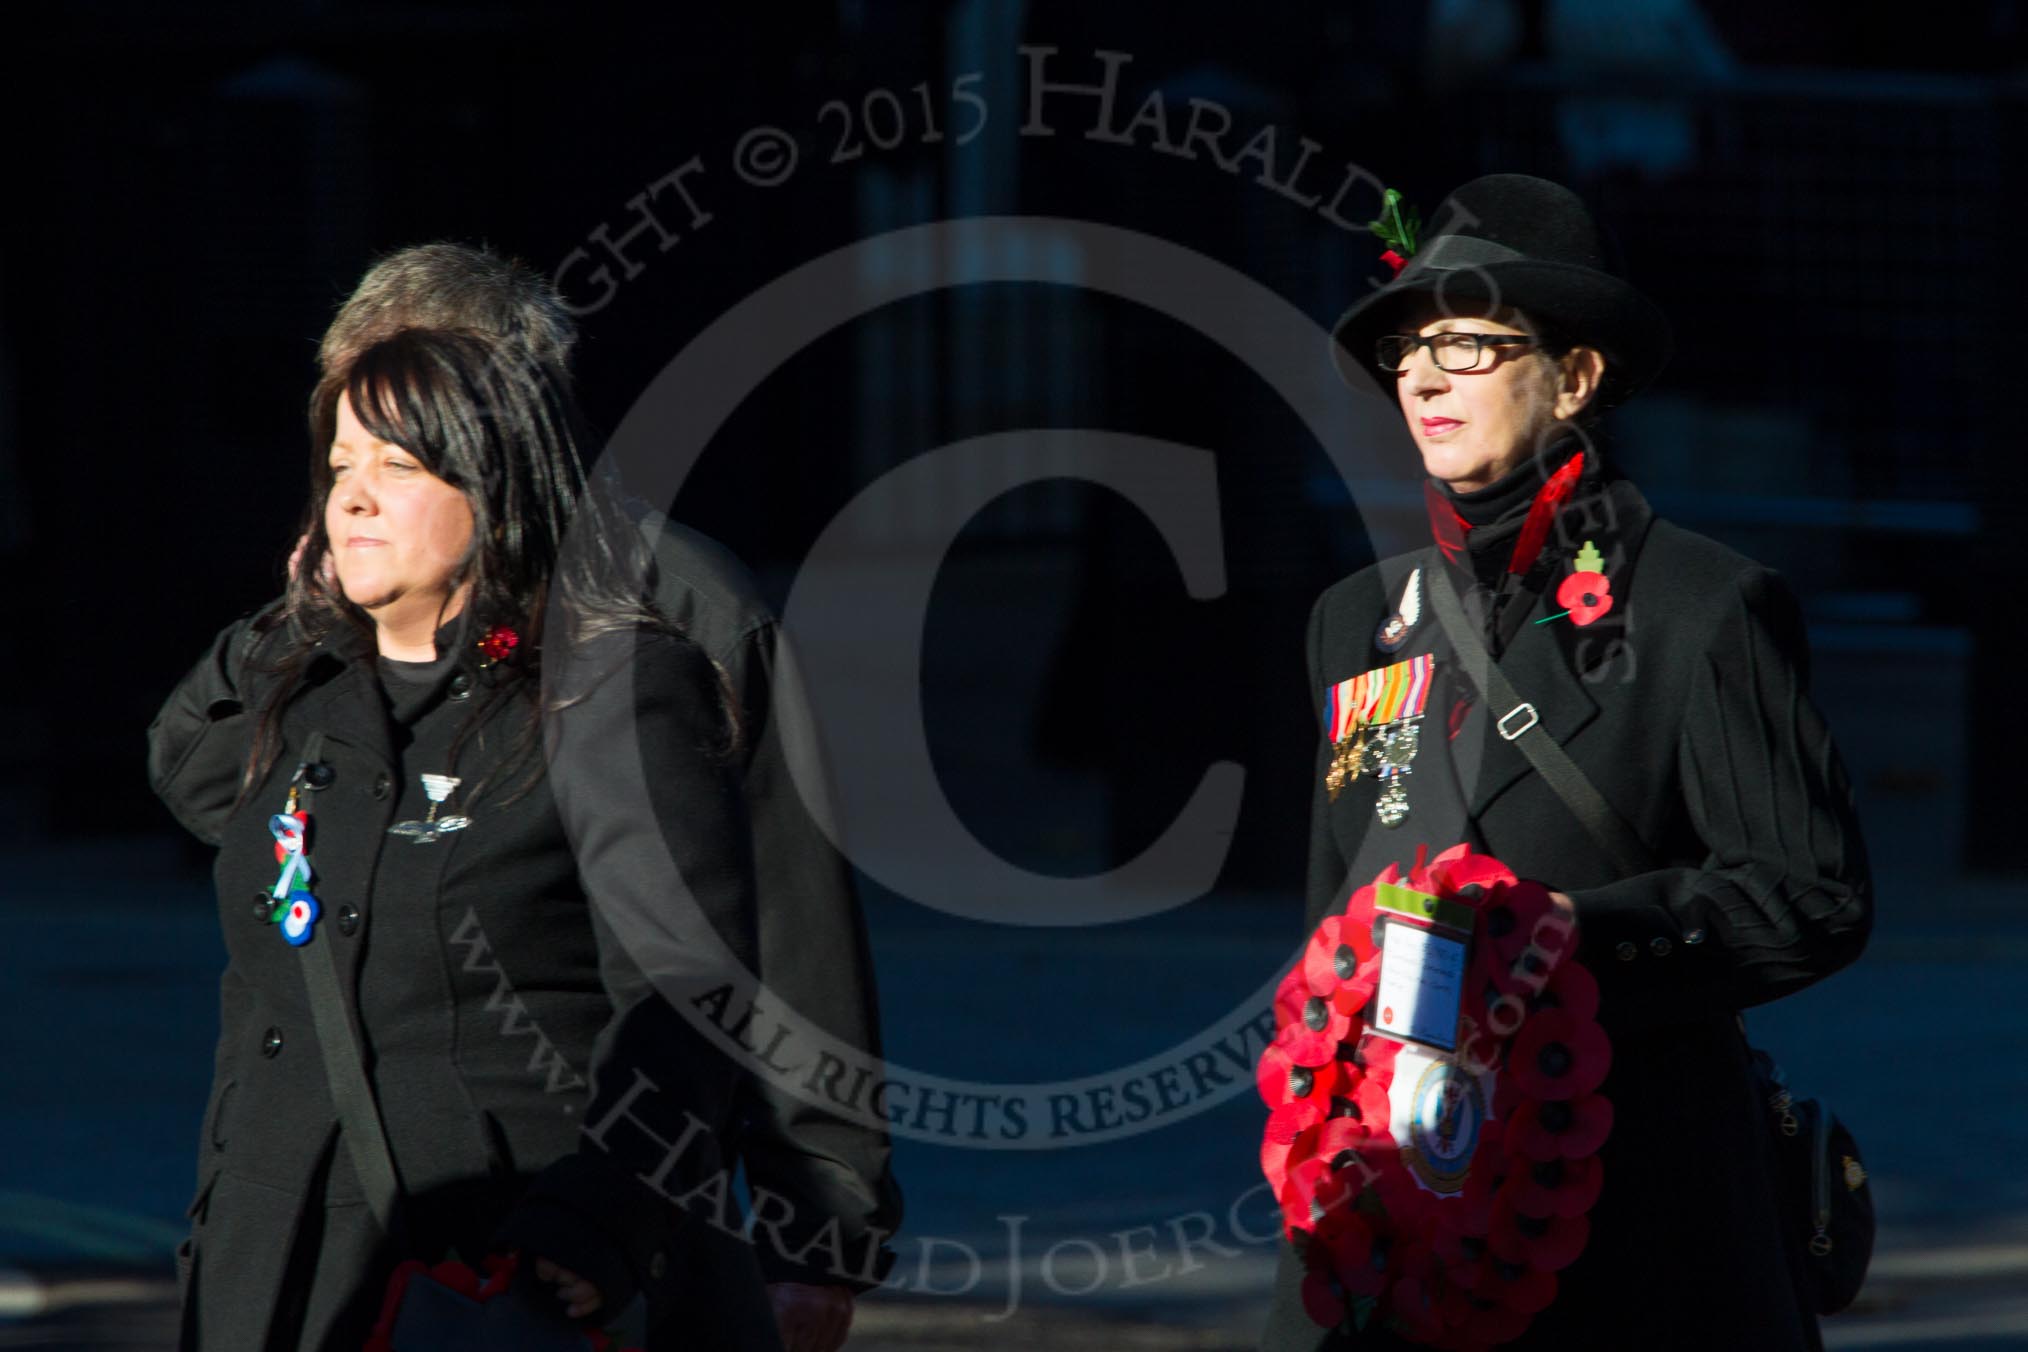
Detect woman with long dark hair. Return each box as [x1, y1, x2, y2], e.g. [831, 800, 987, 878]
[160, 327, 767, 1349]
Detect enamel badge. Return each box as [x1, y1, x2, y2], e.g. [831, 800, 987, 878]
[1374, 567, 1423, 653]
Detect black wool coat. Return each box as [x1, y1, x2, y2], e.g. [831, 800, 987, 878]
[1260, 468, 1871, 1351]
[631, 514, 902, 1295]
[153, 609, 773, 1351]
[151, 520, 902, 1347]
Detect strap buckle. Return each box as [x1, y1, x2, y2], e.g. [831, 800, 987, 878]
[1497, 703, 1539, 741]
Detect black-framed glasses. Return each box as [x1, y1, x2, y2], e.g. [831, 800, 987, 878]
[1375, 332, 1538, 373]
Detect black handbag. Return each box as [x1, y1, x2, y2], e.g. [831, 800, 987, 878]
[1425, 563, 1876, 1312]
[1748, 1046, 1875, 1313]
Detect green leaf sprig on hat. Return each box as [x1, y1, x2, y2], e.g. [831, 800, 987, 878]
[1367, 188, 1422, 276]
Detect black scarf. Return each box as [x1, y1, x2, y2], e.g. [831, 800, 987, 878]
[1431, 435, 1597, 655]
[1438, 435, 1585, 591]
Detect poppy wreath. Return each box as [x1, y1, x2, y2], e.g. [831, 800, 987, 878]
[363, 1250, 643, 1352]
[1259, 844, 1613, 1348]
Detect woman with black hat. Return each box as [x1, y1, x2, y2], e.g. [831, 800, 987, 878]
[1261, 174, 1871, 1348]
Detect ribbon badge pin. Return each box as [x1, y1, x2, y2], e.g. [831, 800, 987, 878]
[268, 799, 320, 946]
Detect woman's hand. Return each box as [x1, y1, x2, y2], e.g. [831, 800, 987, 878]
[1547, 890, 1579, 940]
[769, 1282, 854, 1352]
[533, 1255, 603, 1321]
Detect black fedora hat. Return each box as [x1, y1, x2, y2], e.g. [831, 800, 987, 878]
[1329, 174, 1672, 406]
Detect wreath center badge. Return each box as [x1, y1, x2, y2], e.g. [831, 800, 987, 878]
[1258, 844, 1614, 1347]
[1324, 654, 1434, 826]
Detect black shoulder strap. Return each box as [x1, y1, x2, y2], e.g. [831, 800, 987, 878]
[292, 731, 407, 1238]
[1423, 562, 1655, 878]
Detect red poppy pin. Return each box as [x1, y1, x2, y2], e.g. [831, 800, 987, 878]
[477, 624, 520, 664]
[1543, 540, 1614, 627]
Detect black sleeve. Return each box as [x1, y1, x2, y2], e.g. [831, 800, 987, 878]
[1303, 590, 1350, 933]
[493, 630, 762, 1311]
[1566, 567, 1873, 1035]
[715, 622, 903, 1291]
[146, 606, 280, 845]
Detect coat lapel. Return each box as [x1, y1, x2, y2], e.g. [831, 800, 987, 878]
[1457, 582, 1601, 818]
[1457, 476, 1657, 819]
[291, 647, 396, 774]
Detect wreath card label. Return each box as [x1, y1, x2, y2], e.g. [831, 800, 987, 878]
[1371, 882, 1473, 1052]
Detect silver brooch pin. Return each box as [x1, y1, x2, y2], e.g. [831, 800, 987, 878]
[387, 773, 471, 844]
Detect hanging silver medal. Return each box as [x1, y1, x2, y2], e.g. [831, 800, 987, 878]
[1322, 653, 1434, 825]
[1373, 716, 1422, 827]
[388, 773, 471, 843]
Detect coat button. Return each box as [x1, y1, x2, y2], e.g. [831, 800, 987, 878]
[303, 761, 336, 789]
[1684, 928, 1707, 945]
[252, 892, 275, 921]
[1650, 936, 1673, 957]
[648, 1251, 667, 1281]
[372, 773, 393, 801]
[337, 904, 362, 936]
[1614, 941, 1637, 962]
[261, 1027, 284, 1058]
[449, 671, 473, 700]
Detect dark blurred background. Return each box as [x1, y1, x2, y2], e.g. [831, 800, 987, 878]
[4, 0, 2023, 878]
[3, 2, 2025, 1346]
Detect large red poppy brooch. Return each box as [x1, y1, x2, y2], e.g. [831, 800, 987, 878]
[1259, 844, 1613, 1347]
[1547, 541, 1613, 627]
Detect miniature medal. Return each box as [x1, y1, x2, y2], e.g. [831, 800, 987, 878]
[1374, 567, 1423, 653]
[1324, 661, 1387, 800]
[1321, 654, 1435, 823]
[388, 773, 471, 844]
